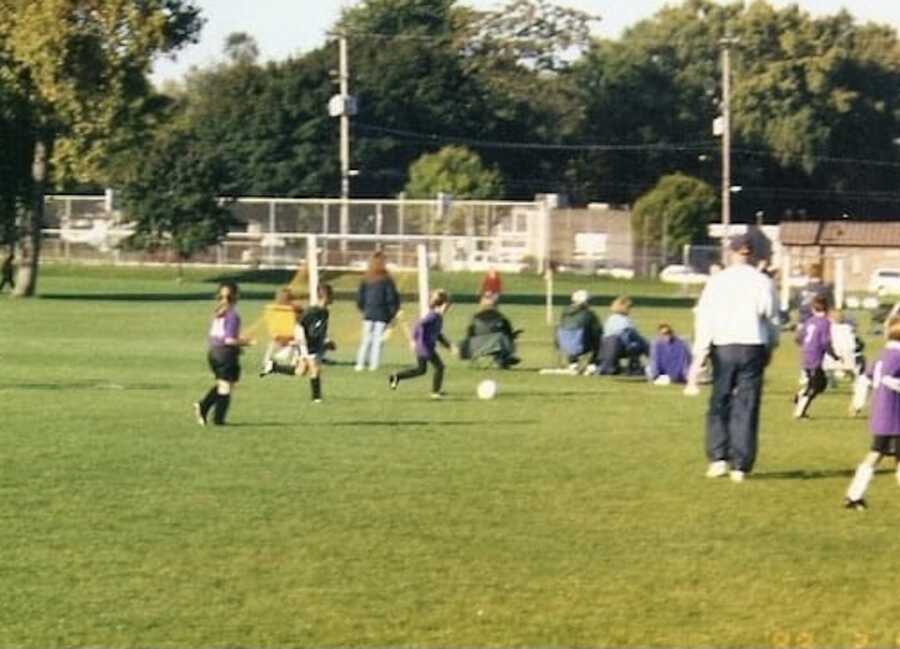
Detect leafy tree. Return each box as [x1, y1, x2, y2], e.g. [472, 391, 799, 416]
[120, 127, 232, 270]
[0, 0, 203, 295]
[632, 173, 717, 260]
[405, 145, 504, 198]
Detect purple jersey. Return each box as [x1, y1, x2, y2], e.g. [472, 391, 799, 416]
[208, 307, 240, 348]
[649, 336, 692, 383]
[413, 310, 444, 359]
[868, 343, 900, 436]
[797, 314, 832, 370]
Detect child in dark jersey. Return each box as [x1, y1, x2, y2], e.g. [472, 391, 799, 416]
[294, 284, 333, 403]
[793, 295, 839, 419]
[844, 316, 900, 510]
[194, 282, 252, 426]
[389, 289, 454, 399]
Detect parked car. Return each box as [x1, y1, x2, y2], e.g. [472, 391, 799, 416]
[659, 264, 708, 285]
[868, 268, 900, 295]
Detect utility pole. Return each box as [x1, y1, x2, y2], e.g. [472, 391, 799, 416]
[328, 33, 356, 257]
[719, 36, 738, 261]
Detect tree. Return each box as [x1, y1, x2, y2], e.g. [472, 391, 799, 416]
[405, 146, 504, 199]
[0, 0, 204, 295]
[120, 127, 232, 271]
[632, 173, 717, 261]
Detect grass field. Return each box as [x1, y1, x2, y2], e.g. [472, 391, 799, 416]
[2, 264, 899, 648]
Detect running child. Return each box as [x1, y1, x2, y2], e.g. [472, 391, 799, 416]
[793, 295, 839, 419]
[389, 289, 454, 399]
[194, 281, 253, 426]
[294, 284, 333, 403]
[843, 316, 900, 510]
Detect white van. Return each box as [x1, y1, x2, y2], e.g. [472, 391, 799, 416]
[868, 268, 900, 295]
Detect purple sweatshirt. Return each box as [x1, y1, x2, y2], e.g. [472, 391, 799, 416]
[796, 314, 832, 370]
[208, 307, 240, 348]
[649, 336, 692, 383]
[413, 310, 449, 359]
[868, 343, 900, 436]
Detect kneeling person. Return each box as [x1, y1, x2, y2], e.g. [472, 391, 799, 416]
[460, 292, 521, 368]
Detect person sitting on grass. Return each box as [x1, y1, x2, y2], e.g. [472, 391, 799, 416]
[556, 289, 602, 372]
[648, 323, 692, 384]
[599, 296, 649, 376]
[458, 292, 521, 368]
[843, 316, 900, 510]
[389, 289, 455, 399]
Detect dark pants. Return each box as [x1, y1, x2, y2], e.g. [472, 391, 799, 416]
[396, 352, 445, 392]
[796, 367, 827, 416]
[706, 344, 767, 473]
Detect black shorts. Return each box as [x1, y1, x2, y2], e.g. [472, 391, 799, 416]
[208, 346, 241, 383]
[871, 435, 900, 457]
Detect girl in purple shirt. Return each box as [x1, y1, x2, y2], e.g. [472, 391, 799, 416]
[844, 316, 900, 510]
[389, 289, 454, 399]
[793, 295, 838, 419]
[194, 282, 252, 426]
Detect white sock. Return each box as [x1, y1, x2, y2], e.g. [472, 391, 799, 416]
[794, 395, 811, 418]
[895, 465, 900, 486]
[847, 464, 875, 501]
[851, 376, 869, 412]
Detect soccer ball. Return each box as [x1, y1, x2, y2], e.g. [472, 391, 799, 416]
[477, 379, 498, 400]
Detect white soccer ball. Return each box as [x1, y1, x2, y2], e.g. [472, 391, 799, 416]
[477, 379, 498, 400]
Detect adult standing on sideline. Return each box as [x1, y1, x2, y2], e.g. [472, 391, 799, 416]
[480, 267, 502, 300]
[354, 251, 400, 371]
[0, 252, 14, 293]
[692, 234, 779, 482]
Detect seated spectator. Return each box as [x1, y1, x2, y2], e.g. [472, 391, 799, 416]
[459, 293, 521, 368]
[648, 323, 692, 384]
[599, 296, 649, 375]
[556, 289, 602, 370]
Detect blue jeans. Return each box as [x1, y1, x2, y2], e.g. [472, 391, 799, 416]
[706, 344, 767, 472]
[355, 320, 387, 369]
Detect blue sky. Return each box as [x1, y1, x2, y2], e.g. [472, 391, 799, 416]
[151, 0, 900, 83]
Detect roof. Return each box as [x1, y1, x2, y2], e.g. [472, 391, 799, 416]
[780, 221, 900, 247]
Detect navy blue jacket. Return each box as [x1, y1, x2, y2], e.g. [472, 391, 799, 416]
[357, 276, 400, 323]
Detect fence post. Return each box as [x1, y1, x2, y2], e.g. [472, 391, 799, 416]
[307, 234, 319, 301]
[780, 251, 791, 313]
[835, 256, 846, 309]
[268, 200, 276, 267]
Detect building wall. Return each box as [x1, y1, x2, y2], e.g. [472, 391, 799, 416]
[783, 245, 900, 292]
[549, 208, 633, 269]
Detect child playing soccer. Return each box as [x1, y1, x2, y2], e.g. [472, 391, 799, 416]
[194, 281, 253, 426]
[843, 316, 900, 510]
[389, 289, 454, 399]
[293, 284, 333, 403]
[259, 286, 300, 377]
[793, 295, 839, 419]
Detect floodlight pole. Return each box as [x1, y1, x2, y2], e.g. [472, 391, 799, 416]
[720, 36, 738, 262]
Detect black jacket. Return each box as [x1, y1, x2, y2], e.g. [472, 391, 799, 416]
[357, 276, 400, 323]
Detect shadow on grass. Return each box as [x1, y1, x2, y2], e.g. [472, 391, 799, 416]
[753, 468, 895, 480]
[0, 381, 172, 391]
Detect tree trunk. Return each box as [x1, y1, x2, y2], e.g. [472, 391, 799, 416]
[14, 139, 47, 297]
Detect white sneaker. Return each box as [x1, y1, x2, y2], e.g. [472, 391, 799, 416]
[705, 460, 728, 478]
[729, 470, 746, 483]
[354, 365, 364, 372]
[583, 364, 597, 375]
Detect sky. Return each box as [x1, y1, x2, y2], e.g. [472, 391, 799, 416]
[151, 0, 900, 84]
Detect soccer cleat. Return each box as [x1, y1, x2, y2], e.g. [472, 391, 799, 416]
[354, 365, 365, 372]
[192, 402, 206, 427]
[389, 374, 399, 390]
[729, 470, 746, 483]
[583, 364, 597, 376]
[313, 398, 323, 404]
[843, 497, 868, 511]
[430, 392, 446, 400]
[705, 460, 728, 478]
[259, 359, 274, 377]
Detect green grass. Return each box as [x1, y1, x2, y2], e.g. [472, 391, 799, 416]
[1, 265, 897, 648]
